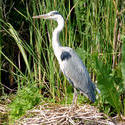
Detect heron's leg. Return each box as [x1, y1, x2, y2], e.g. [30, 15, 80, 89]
[72, 88, 77, 106]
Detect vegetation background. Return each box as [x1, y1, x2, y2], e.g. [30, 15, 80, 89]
[0, 0, 125, 123]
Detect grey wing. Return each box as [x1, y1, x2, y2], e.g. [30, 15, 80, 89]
[61, 49, 96, 102]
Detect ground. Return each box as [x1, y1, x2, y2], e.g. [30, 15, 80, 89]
[15, 104, 124, 125]
[1, 103, 125, 124]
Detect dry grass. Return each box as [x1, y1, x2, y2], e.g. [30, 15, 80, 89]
[0, 104, 8, 124]
[15, 104, 118, 125]
[0, 104, 7, 114]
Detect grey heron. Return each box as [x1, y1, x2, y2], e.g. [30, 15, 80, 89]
[33, 11, 96, 105]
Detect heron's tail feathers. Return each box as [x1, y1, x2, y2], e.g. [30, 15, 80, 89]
[96, 87, 101, 94]
[91, 82, 101, 94]
[88, 82, 100, 103]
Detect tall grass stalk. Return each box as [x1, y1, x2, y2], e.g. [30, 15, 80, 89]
[121, 35, 125, 115]
[122, 36, 125, 88]
[0, 0, 3, 94]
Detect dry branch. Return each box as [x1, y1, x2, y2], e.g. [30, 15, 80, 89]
[15, 104, 118, 125]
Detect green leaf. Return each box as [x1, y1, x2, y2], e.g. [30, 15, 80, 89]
[95, 57, 122, 114]
[8, 23, 31, 75]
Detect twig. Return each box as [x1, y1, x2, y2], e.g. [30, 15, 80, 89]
[16, 104, 117, 125]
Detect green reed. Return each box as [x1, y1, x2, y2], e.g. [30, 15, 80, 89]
[0, 0, 2, 95]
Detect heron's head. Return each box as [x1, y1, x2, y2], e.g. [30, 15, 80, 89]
[32, 11, 62, 21]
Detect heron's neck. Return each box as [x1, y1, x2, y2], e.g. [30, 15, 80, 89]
[52, 17, 64, 51]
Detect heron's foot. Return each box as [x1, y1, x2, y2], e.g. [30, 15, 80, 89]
[71, 103, 78, 110]
[69, 104, 78, 114]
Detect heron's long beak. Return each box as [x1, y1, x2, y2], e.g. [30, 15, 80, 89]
[32, 14, 49, 19]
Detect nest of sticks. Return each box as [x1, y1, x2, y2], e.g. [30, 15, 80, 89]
[15, 103, 121, 125]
